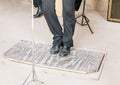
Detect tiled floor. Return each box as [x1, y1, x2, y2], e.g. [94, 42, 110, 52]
[0, 1, 120, 85]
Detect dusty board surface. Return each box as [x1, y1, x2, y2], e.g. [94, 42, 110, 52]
[4, 40, 105, 74]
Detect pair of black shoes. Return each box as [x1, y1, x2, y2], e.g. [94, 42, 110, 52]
[34, 6, 43, 18]
[50, 45, 70, 57]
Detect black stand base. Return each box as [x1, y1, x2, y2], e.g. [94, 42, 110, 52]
[76, 0, 93, 34]
[22, 71, 44, 85]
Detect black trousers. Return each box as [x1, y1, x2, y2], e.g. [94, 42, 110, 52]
[33, 0, 42, 7]
[43, 0, 76, 47]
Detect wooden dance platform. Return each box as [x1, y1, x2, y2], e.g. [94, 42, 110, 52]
[4, 40, 106, 74]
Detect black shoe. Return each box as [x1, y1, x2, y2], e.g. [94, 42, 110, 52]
[34, 6, 43, 18]
[59, 46, 70, 57]
[50, 45, 61, 54]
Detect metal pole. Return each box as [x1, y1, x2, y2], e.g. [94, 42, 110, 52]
[81, 0, 86, 25]
[22, 0, 44, 84]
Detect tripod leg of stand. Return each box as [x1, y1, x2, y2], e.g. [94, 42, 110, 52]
[84, 16, 94, 34]
[23, 72, 32, 85]
[81, 15, 84, 26]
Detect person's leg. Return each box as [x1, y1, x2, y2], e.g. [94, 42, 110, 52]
[60, 0, 76, 57]
[34, 0, 42, 6]
[34, 0, 43, 18]
[33, 0, 38, 7]
[36, 0, 42, 6]
[43, 0, 63, 54]
[62, 0, 76, 47]
[43, 0, 63, 46]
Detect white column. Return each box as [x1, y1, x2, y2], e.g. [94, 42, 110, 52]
[56, 0, 62, 16]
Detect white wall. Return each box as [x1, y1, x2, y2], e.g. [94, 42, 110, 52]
[10, 0, 31, 5]
[96, 0, 108, 18]
[8, 0, 109, 18]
